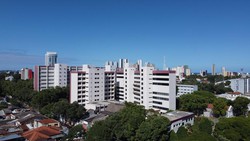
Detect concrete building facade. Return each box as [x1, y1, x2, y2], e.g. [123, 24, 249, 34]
[162, 111, 195, 133]
[45, 52, 58, 66]
[177, 84, 198, 97]
[70, 65, 106, 106]
[70, 60, 177, 112]
[20, 68, 33, 80]
[34, 64, 67, 91]
[230, 78, 250, 94]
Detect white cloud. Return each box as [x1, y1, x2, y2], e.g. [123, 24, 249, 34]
[0, 51, 43, 70]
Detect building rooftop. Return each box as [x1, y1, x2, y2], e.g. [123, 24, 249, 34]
[207, 104, 214, 109]
[216, 93, 250, 101]
[0, 134, 24, 141]
[39, 119, 58, 124]
[22, 126, 62, 141]
[162, 111, 194, 122]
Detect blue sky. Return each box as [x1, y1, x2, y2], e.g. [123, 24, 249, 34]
[0, 0, 249, 73]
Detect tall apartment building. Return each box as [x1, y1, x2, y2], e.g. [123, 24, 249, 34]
[212, 64, 216, 75]
[20, 68, 33, 80]
[70, 60, 176, 112]
[34, 64, 67, 91]
[172, 65, 190, 80]
[45, 52, 58, 66]
[70, 65, 106, 105]
[34, 52, 83, 91]
[104, 62, 116, 100]
[116, 62, 176, 112]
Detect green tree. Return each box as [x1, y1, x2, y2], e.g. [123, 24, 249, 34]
[233, 97, 250, 116]
[111, 102, 146, 140]
[212, 98, 227, 117]
[40, 103, 55, 118]
[179, 91, 215, 115]
[0, 102, 8, 110]
[53, 99, 69, 120]
[198, 118, 213, 134]
[176, 126, 188, 140]
[225, 81, 231, 86]
[214, 116, 250, 141]
[135, 115, 170, 141]
[182, 132, 216, 141]
[86, 120, 113, 141]
[63, 124, 85, 141]
[169, 131, 179, 141]
[86, 102, 146, 141]
[66, 102, 87, 125]
[31, 87, 69, 110]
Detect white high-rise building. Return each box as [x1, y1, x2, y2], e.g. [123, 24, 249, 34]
[115, 62, 176, 112]
[45, 52, 58, 66]
[70, 65, 106, 105]
[35, 52, 84, 92]
[70, 59, 177, 112]
[20, 68, 33, 80]
[222, 67, 227, 77]
[186, 68, 191, 76]
[34, 64, 67, 91]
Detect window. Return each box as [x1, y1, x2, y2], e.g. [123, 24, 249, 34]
[153, 101, 162, 105]
[153, 96, 169, 101]
[152, 78, 169, 81]
[152, 82, 169, 86]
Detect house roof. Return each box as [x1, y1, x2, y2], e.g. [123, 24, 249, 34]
[105, 103, 124, 113]
[0, 134, 24, 141]
[229, 92, 242, 95]
[39, 119, 58, 124]
[22, 126, 61, 141]
[20, 124, 29, 132]
[207, 104, 214, 109]
[162, 111, 195, 123]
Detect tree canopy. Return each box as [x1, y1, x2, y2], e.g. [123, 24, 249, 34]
[178, 91, 216, 115]
[214, 116, 250, 141]
[135, 115, 170, 141]
[233, 97, 250, 116]
[212, 98, 228, 117]
[87, 103, 173, 141]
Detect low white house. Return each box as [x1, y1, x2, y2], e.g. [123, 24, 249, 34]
[162, 111, 195, 133]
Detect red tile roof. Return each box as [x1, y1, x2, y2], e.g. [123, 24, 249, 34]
[39, 119, 58, 124]
[207, 104, 214, 109]
[22, 126, 61, 141]
[20, 124, 29, 132]
[228, 92, 242, 95]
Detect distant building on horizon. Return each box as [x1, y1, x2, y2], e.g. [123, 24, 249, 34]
[212, 64, 216, 75]
[222, 67, 226, 77]
[20, 68, 33, 80]
[171, 65, 190, 81]
[45, 52, 57, 66]
[200, 70, 207, 76]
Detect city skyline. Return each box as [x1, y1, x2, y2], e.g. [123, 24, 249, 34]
[0, 0, 249, 72]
